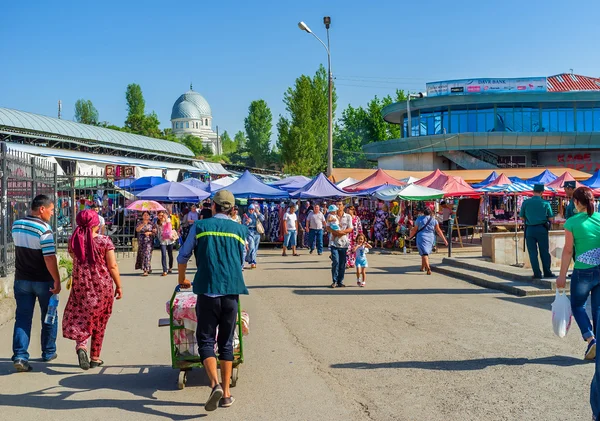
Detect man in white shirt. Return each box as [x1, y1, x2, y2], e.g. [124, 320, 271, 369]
[326, 200, 353, 288]
[306, 204, 326, 255]
[282, 204, 299, 256]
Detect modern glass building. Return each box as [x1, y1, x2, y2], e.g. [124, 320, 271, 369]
[365, 74, 600, 172]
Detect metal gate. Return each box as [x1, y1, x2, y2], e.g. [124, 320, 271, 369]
[0, 142, 58, 276]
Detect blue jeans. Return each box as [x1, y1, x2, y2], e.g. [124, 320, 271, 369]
[246, 230, 261, 264]
[593, 310, 600, 418]
[284, 230, 297, 248]
[571, 266, 600, 340]
[12, 280, 57, 362]
[330, 246, 348, 285]
[308, 229, 323, 254]
[160, 244, 174, 273]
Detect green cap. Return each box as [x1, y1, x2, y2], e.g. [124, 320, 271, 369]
[533, 184, 545, 193]
[213, 189, 235, 211]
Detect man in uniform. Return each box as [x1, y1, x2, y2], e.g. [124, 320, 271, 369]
[520, 184, 555, 279]
[564, 181, 577, 220]
[177, 190, 248, 411]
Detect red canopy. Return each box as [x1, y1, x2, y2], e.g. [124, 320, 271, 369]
[428, 174, 481, 197]
[415, 169, 447, 187]
[545, 171, 583, 190]
[483, 173, 512, 188]
[345, 169, 405, 192]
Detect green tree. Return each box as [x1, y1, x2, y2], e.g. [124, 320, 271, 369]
[244, 100, 272, 168]
[277, 65, 336, 175]
[334, 90, 406, 168]
[74, 99, 99, 125]
[180, 134, 206, 157]
[233, 130, 247, 150]
[220, 130, 237, 155]
[124, 83, 146, 133]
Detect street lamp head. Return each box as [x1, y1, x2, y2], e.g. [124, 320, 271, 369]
[298, 21, 312, 33]
[323, 16, 331, 29]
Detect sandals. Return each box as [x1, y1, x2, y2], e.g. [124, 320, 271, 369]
[77, 348, 90, 371]
[142, 272, 148, 277]
[293, 253, 300, 256]
[90, 360, 104, 368]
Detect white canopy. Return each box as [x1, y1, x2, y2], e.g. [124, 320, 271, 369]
[401, 176, 420, 184]
[374, 184, 445, 201]
[336, 177, 359, 189]
[211, 176, 237, 188]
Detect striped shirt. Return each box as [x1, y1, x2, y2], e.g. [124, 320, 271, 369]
[12, 216, 55, 282]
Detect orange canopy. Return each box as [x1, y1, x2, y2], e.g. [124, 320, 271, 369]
[483, 173, 512, 187]
[415, 169, 448, 187]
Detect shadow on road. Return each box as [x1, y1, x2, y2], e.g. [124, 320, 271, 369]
[331, 355, 587, 371]
[293, 288, 494, 296]
[371, 266, 428, 275]
[0, 360, 206, 419]
[497, 295, 553, 311]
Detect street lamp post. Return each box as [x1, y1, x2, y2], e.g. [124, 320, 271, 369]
[298, 17, 333, 177]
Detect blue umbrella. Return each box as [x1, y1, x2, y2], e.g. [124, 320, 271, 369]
[128, 176, 168, 192]
[181, 178, 210, 192]
[136, 182, 210, 202]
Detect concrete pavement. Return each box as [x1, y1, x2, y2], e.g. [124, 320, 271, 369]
[0, 247, 594, 420]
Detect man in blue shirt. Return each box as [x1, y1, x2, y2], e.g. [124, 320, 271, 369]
[177, 189, 248, 411]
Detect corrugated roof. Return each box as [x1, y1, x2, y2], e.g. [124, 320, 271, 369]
[547, 73, 600, 92]
[0, 107, 194, 157]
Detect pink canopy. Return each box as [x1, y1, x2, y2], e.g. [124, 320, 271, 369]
[345, 169, 405, 192]
[428, 174, 480, 197]
[483, 173, 512, 188]
[545, 171, 583, 190]
[415, 169, 447, 188]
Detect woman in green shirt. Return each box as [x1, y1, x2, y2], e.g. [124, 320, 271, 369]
[557, 187, 600, 361]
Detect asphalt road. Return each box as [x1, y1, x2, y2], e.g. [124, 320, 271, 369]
[0, 248, 594, 420]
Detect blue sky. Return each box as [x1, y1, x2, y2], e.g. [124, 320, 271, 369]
[1, 0, 599, 141]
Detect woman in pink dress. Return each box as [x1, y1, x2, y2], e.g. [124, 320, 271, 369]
[346, 206, 364, 268]
[63, 210, 123, 370]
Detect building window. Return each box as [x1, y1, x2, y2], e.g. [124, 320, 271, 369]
[205, 119, 209, 126]
[186, 122, 189, 128]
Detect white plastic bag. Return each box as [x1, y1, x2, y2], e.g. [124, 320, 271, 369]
[551, 289, 573, 338]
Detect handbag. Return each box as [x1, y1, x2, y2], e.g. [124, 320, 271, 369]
[170, 230, 180, 242]
[256, 219, 265, 235]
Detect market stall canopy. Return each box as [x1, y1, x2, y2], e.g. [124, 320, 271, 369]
[336, 177, 360, 189]
[270, 175, 312, 187]
[508, 176, 527, 184]
[128, 176, 168, 192]
[581, 169, 600, 188]
[479, 182, 555, 194]
[483, 173, 512, 188]
[400, 176, 421, 184]
[213, 170, 289, 199]
[427, 174, 480, 197]
[374, 184, 445, 201]
[527, 169, 558, 185]
[332, 167, 591, 184]
[414, 169, 447, 187]
[136, 182, 210, 202]
[192, 161, 231, 175]
[276, 177, 313, 192]
[181, 178, 210, 192]
[545, 171, 583, 190]
[290, 173, 354, 199]
[344, 169, 405, 192]
[471, 171, 498, 188]
[210, 176, 237, 189]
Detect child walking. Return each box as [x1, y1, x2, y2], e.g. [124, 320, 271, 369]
[354, 234, 372, 287]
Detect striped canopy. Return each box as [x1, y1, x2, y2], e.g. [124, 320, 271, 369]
[478, 182, 555, 193]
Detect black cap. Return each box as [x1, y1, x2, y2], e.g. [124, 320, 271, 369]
[563, 181, 576, 189]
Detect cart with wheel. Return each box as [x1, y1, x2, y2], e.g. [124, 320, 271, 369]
[159, 285, 245, 390]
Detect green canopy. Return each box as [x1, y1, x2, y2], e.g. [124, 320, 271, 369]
[374, 184, 445, 201]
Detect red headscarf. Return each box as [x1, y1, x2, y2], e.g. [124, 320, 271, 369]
[70, 210, 100, 265]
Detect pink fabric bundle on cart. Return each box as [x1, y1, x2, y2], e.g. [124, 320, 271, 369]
[167, 292, 249, 356]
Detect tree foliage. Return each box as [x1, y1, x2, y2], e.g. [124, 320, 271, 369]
[334, 90, 406, 168]
[220, 130, 237, 155]
[74, 99, 99, 125]
[277, 65, 336, 175]
[244, 100, 272, 168]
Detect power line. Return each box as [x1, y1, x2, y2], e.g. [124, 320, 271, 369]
[336, 75, 433, 81]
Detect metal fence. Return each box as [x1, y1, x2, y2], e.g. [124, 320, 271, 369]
[0, 142, 58, 276]
[0, 142, 141, 276]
